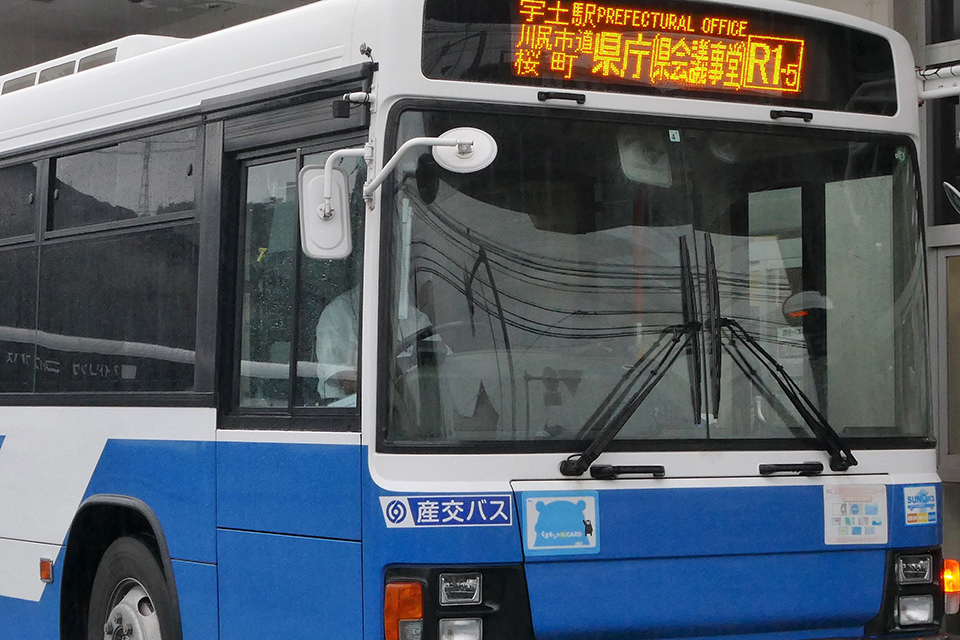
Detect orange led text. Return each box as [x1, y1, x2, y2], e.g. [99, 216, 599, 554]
[514, 0, 805, 95]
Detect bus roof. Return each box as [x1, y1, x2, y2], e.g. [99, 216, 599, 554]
[0, 35, 185, 97]
[0, 0, 917, 159]
[0, 0, 363, 158]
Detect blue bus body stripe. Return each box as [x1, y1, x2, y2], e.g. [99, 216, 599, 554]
[84, 439, 216, 563]
[0, 546, 62, 639]
[524, 551, 884, 639]
[171, 559, 219, 640]
[217, 528, 363, 640]
[217, 441, 361, 540]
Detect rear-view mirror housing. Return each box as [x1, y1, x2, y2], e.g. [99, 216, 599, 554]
[299, 165, 352, 260]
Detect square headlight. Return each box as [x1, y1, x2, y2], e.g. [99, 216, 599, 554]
[439, 573, 482, 606]
[897, 595, 935, 626]
[439, 618, 481, 640]
[897, 554, 933, 585]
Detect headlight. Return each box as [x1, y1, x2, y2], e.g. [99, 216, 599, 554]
[440, 573, 482, 605]
[439, 618, 482, 640]
[897, 554, 933, 584]
[897, 595, 935, 626]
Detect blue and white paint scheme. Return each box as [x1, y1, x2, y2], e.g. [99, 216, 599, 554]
[0, 0, 949, 639]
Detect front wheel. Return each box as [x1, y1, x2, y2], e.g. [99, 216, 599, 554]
[87, 537, 180, 640]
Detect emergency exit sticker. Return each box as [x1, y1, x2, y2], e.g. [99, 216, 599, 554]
[904, 485, 938, 526]
[823, 485, 887, 545]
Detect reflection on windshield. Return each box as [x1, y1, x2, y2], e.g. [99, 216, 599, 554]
[383, 108, 929, 447]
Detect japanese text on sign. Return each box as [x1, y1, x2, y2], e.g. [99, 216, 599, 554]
[380, 494, 513, 528]
[513, 0, 805, 95]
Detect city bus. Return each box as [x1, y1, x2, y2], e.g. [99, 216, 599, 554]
[0, 0, 954, 639]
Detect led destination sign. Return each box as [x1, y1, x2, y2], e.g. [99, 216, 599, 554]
[513, 0, 805, 96]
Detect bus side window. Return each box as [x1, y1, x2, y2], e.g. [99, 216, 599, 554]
[236, 153, 365, 410]
[297, 154, 365, 408]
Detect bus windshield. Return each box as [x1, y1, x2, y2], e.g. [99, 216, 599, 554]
[381, 107, 929, 449]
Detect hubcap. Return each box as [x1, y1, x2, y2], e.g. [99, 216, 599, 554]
[101, 578, 161, 640]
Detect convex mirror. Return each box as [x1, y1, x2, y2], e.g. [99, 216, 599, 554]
[432, 127, 498, 173]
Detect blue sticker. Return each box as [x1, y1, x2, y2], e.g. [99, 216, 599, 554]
[522, 491, 599, 556]
[380, 494, 513, 528]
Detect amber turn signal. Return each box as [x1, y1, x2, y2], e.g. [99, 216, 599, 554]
[384, 581, 423, 640]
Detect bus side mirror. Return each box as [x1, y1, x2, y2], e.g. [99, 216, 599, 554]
[299, 165, 352, 259]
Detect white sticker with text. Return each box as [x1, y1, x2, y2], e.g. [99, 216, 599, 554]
[823, 485, 887, 545]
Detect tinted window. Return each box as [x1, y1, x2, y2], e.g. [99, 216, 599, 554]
[52, 128, 197, 230]
[1, 74, 35, 95]
[78, 49, 117, 72]
[38, 61, 75, 84]
[36, 225, 199, 392]
[0, 163, 38, 239]
[0, 246, 37, 393]
[929, 0, 960, 44]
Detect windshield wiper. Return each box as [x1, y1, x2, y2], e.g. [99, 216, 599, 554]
[560, 239, 702, 477]
[703, 233, 857, 472]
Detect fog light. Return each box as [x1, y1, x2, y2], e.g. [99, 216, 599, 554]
[439, 618, 482, 640]
[898, 555, 933, 584]
[399, 620, 422, 640]
[897, 595, 935, 626]
[440, 573, 482, 605]
[946, 593, 960, 616]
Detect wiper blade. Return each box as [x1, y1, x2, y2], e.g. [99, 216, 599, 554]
[721, 317, 857, 471]
[702, 234, 856, 472]
[560, 240, 701, 477]
[705, 234, 722, 419]
[722, 337, 808, 437]
[559, 323, 696, 476]
[679, 236, 703, 426]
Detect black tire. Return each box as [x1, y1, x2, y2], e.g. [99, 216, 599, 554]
[86, 537, 181, 640]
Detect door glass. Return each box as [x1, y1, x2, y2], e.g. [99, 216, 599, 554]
[238, 159, 298, 408]
[295, 152, 365, 408]
[236, 152, 366, 411]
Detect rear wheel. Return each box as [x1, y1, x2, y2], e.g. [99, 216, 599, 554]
[86, 537, 180, 640]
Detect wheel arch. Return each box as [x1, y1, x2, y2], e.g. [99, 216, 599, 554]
[59, 494, 183, 640]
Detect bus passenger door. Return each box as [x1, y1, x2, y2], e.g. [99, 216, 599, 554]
[214, 126, 367, 640]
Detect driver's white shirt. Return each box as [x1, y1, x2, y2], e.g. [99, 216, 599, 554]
[315, 286, 430, 404]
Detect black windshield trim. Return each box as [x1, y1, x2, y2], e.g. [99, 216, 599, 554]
[378, 436, 935, 455]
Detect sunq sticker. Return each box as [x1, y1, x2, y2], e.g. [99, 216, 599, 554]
[522, 491, 599, 555]
[904, 485, 938, 526]
[823, 485, 887, 545]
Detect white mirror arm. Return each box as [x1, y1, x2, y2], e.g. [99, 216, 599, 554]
[362, 136, 473, 198]
[321, 147, 369, 218]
